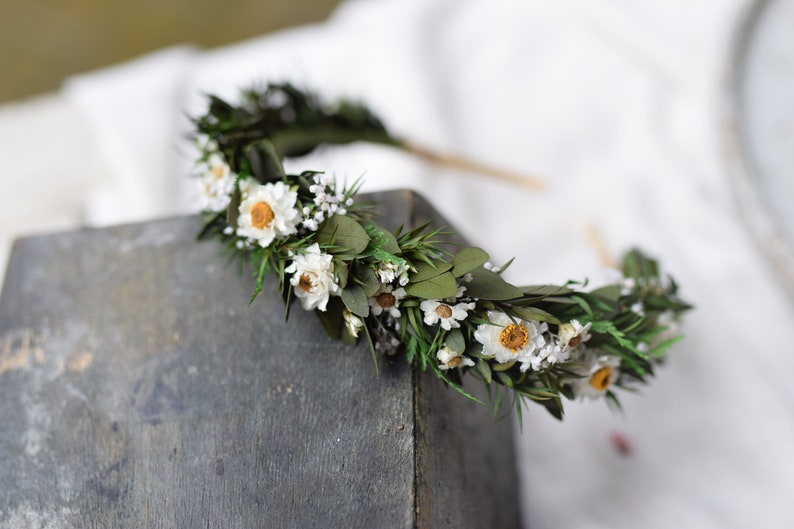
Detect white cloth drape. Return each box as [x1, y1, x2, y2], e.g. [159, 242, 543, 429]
[3, 1, 793, 527]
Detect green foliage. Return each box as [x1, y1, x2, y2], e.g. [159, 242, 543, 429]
[192, 83, 693, 424]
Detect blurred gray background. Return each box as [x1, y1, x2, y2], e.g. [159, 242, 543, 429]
[0, 0, 342, 103]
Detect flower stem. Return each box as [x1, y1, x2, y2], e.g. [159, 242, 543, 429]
[399, 140, 545, 190]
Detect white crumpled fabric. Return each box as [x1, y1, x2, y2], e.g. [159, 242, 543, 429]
[3, 0, 793, 527]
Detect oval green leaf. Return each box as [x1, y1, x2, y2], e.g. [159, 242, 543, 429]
[404, 272, 458, 300]
[451, 247, 489, 277]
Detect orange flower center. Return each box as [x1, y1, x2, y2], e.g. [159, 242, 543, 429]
[298, 273, 314, 292]
[250, 202, 274, 229]
[590, 366, 613, 391]
[435, 304, 453, 318]
[376, 292, 396, 308]
[499, 324, 528, 352]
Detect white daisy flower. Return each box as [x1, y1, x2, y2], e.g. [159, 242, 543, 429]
[343, 309, 364, 338]
[236, 181, 300, 248]
[558, 319, 592, 349]
[369, 285, 406, 318]
[285, 243, 339, 312]
[473, 311, 546, 364]
[197, 153, 236, 212]
[420, 300, 475, 331]
[630, 301, 645, 317]
[570, 352, 621, 399]
[437, 345, 475, 371]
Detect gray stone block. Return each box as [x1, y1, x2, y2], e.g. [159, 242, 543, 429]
[0, 190, 521, 528]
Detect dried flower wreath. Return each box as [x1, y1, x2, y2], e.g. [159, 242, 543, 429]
[192, 83, 690, 421]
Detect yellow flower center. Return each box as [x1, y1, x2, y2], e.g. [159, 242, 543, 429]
[376, 292, 396, 308]
[212, 164, 225, 179]
[435, 304, 453, 319]
[589, 366, 613, 391]
[250, 202, 275, 229]
[499, 324, 528, 352]
[298, 273, 314, 292]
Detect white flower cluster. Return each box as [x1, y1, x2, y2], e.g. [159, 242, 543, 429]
[301, 173, 354, 231]
[197, 153, 237, 212]
[376, 260, 410, 287]
[469, 313, 619, 398]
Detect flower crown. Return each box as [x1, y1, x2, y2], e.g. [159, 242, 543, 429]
[192, 83, 691, 421]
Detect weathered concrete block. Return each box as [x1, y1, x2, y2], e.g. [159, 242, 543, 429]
[0, 190, 521, 528]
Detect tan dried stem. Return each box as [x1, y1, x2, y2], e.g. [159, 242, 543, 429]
[583, 223, 617, 269]
[402, 141, 545, 191]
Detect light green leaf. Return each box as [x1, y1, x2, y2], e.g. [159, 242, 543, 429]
[465, 267, 523, 300]
[451, 247, 489, 277]
[405, 272, 458, 299]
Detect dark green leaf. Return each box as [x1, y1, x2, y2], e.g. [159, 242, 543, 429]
[226, 185, 241, 227]
[314, 297, 344, 340]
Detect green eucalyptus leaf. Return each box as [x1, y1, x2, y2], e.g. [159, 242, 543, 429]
[520, 284, 574, 297]
[492, 360, 517, 372]
[317, 215, 371, 254]
[510, 306, 561, 325]
[445, 328, 466, 352]
[351, 263, 379, 297]
[451, 247, 489, 277]
[341, 285, 369, 318]
[226, 185, 241, 227]
[405, 272, 458, 300]
[465, 267, 523, 300]
[589, 284, 622, 301]
[363, 223, 402, 254]
[476, 358, 493, 384]
[409, 259, 452, 282]
[334, 261, 349, 289]
[314, 297, 344, 340]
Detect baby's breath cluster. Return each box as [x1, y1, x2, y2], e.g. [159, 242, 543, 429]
[192, 84, 691, 421]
